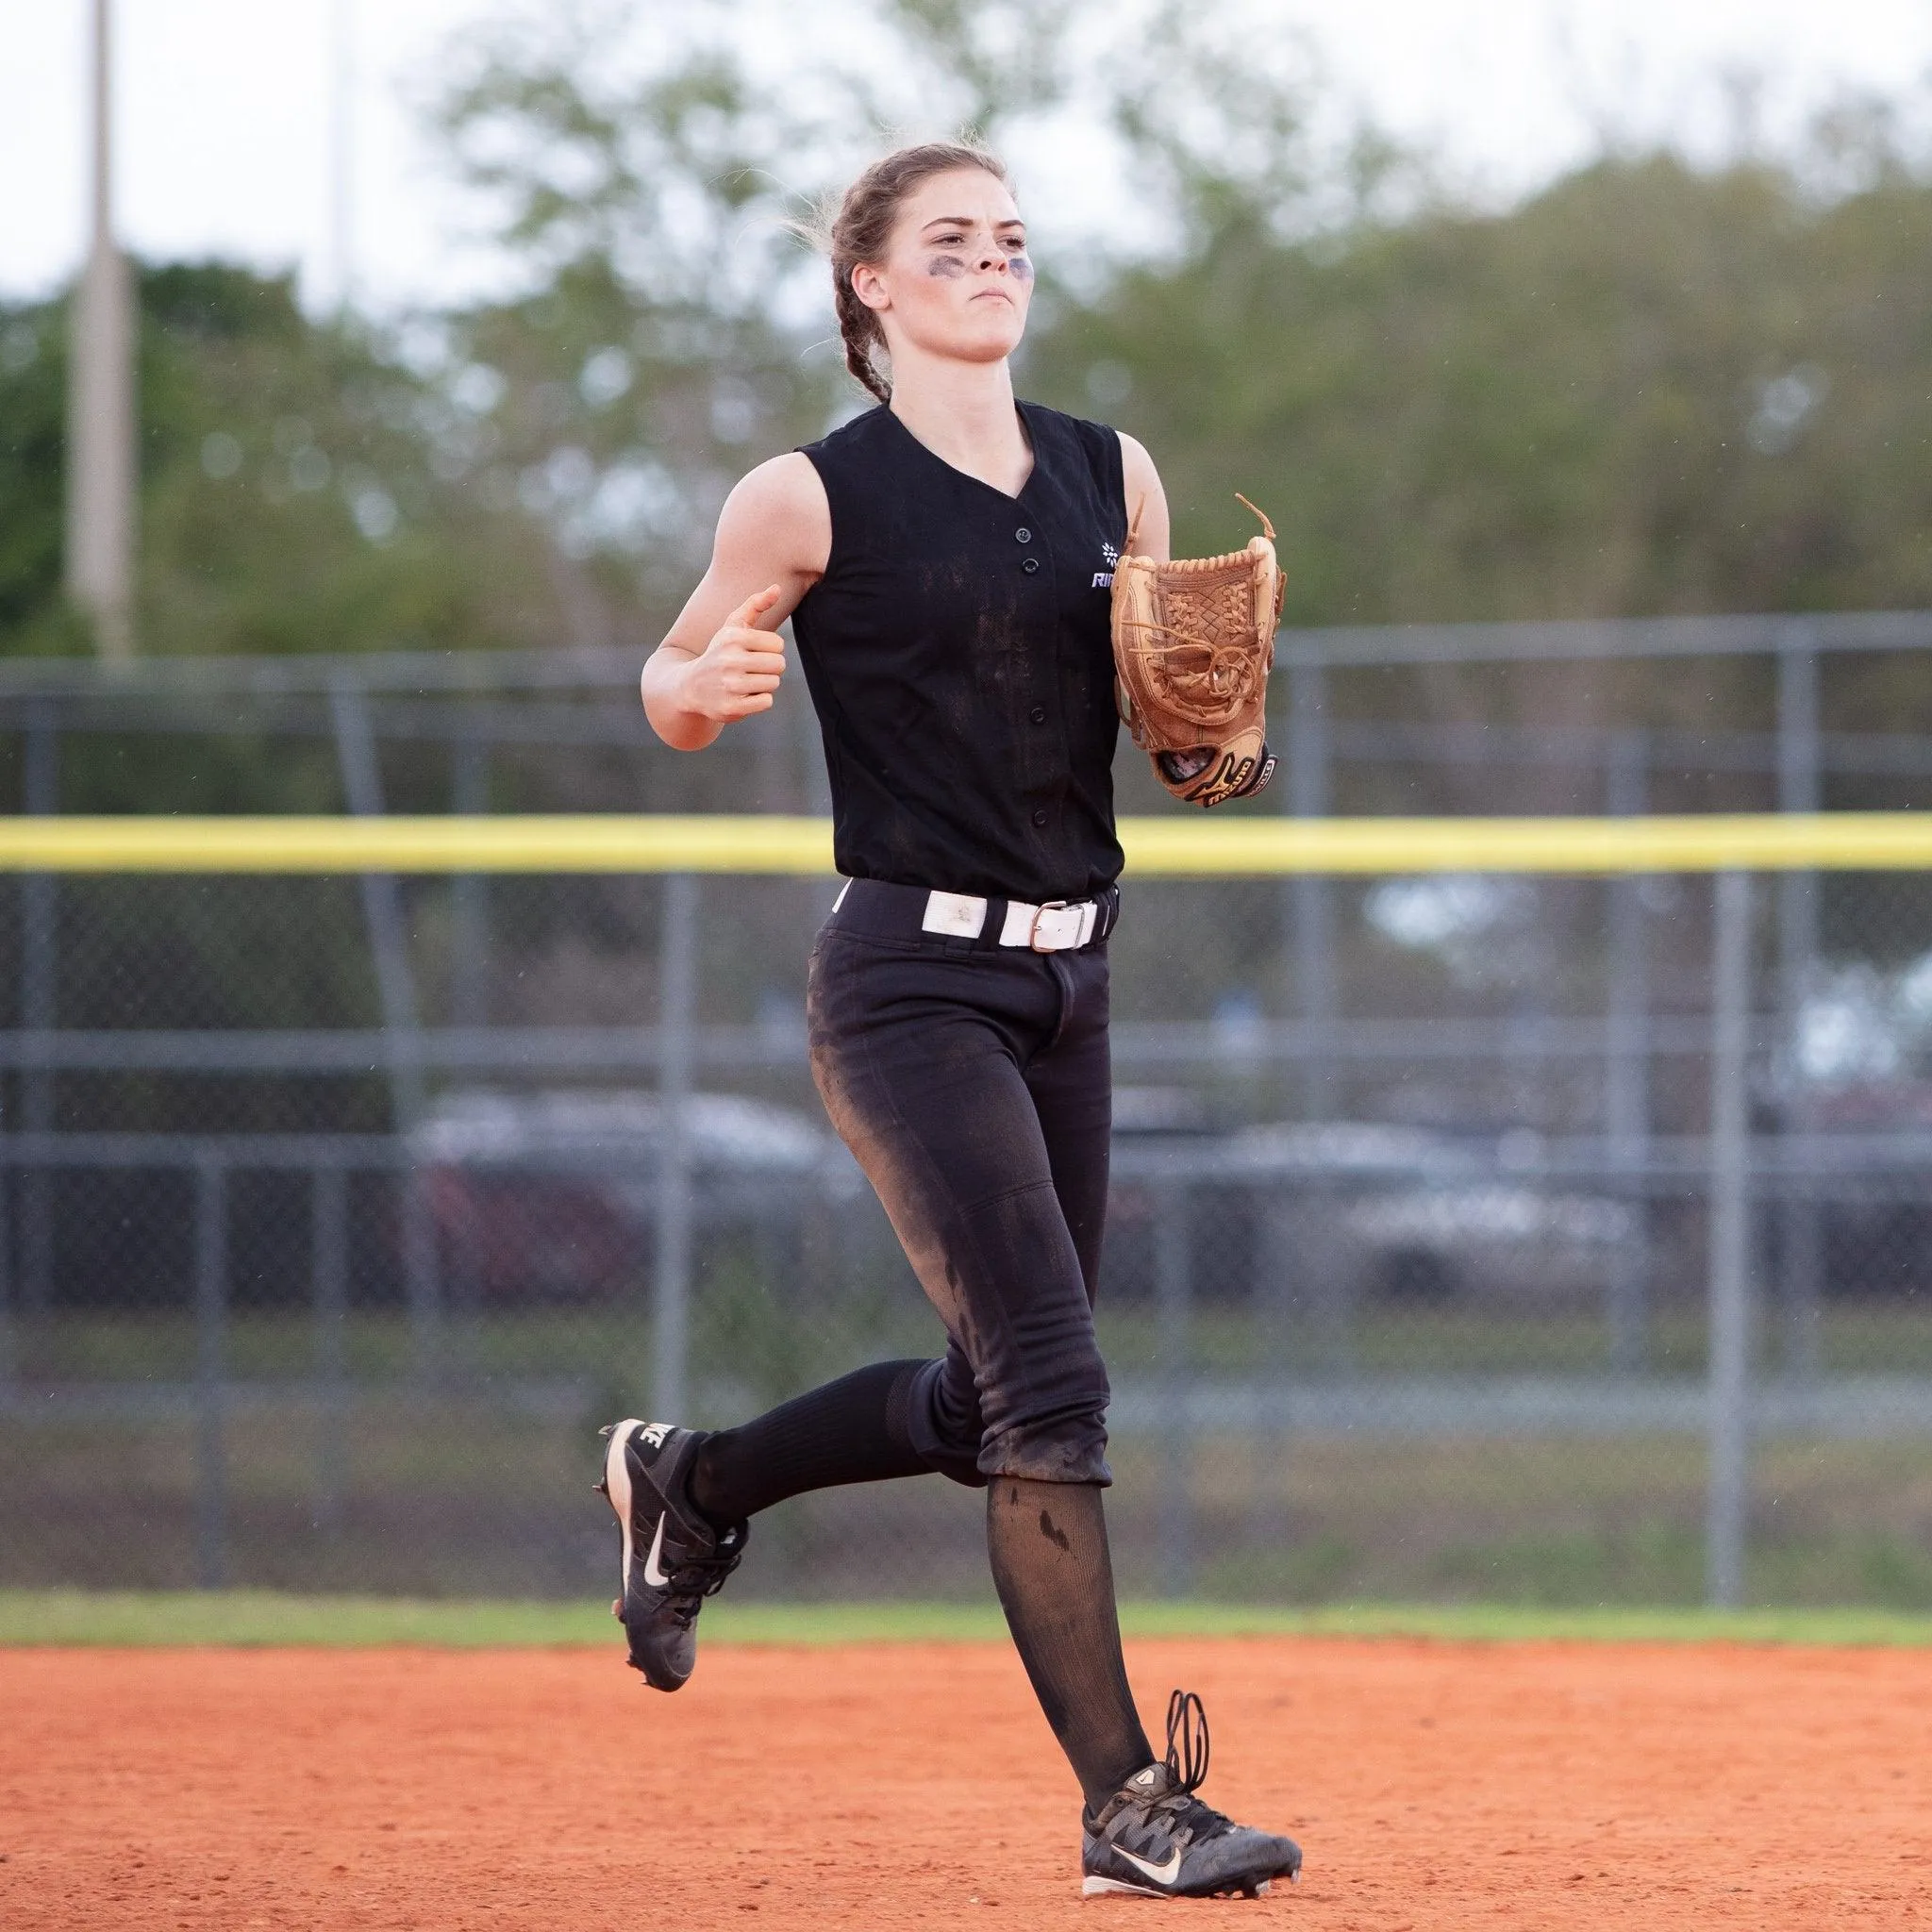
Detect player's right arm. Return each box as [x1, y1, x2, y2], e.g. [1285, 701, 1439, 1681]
[641, 453, 831, 752]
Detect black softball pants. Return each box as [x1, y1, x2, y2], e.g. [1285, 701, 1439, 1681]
[807, 879, 1116, 1490]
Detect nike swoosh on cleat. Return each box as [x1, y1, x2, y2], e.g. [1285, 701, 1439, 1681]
[641, 1513, 672, 1589]
[1113, 1845, 1183, 1888]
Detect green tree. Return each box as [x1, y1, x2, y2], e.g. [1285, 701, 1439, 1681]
[426, 5, 852, 629]
[13, 0, 1932, 699]
[422, 0, 1357, 633]
[1, 262, 565, 662]
[0, 305, 81, 653]
[429, 3, 1932, 655]
[1024, 148, 1932, 629]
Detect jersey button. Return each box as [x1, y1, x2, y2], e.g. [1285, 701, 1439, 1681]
[1021, 557, 1040, 575]
[1029, 706, 1047, 724]
[1015, 527, 1031, 543]
[1031, 808, 1049, 827]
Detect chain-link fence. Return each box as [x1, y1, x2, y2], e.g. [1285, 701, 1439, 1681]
[5, 617, 1932, 1608]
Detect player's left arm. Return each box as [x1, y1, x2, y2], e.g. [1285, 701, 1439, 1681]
[1118, 433, 1171, 565]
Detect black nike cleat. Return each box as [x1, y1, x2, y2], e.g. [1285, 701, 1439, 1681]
[1080, 1690, 1302, 1900]
[597, 1418, 747, 1691]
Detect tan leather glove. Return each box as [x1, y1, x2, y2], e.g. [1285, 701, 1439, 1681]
[1110, 495, 1284, 808]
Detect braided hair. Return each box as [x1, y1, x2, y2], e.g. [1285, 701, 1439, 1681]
[822, 142, 1010, 405]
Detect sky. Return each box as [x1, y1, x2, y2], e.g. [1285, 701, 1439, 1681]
[4, 0, 1931, 316]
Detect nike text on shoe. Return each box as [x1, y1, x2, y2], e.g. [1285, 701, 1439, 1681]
[1080, 1690, 1303, 1900]
[596, 1418, 746, 1692]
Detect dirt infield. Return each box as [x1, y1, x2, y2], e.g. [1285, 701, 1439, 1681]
[3, 1637, 1928, 1929]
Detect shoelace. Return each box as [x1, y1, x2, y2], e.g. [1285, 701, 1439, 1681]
[1135, 1690, 1236, 1850]
[1165, 1689, 1209, 1793]
[662, 1524, 747, 1626]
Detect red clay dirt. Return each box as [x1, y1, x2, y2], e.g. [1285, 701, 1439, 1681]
[3, 1637, 1929, 1929]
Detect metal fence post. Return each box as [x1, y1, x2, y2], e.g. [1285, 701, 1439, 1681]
[449, 734, 491, 1028]
[652, 873, 699, 1423]
[312, 1166, 350, 1534]
[1706, 870, 1755, 1608]
[1155, 1175, 1193, 1598]
[20, 701, 58, 1319]
[329, 680, 441, 1373]
[1307, 1180, 1357, 1379]
[1777, 629, 1824, 1383]
[1285, 661, 1337, 1119]
[194, 1159, 229, 1591]
[1251, 1191, 1296, 1552]
[445, 732, 490, 1355]
[1606, 729, 1652, 1372]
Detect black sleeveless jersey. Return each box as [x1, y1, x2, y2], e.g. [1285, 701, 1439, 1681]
[791, 401, 1128, 904]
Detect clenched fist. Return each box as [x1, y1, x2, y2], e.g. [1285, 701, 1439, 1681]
[675, 586, 787, 722]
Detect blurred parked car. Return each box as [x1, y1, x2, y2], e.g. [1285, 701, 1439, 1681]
[409, 1088, 859, 1303]
[1105, 1104, 1639, 1307]
[1773, 957, 1932, 1296]
[1334, 1184, 1635, 1303]
[1774, 1082, 1932, 1300]
[1230, 1121, 1636, 1305]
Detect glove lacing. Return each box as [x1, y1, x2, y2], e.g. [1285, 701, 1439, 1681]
[1114, 493, 1279, 743]
[1116, 617, 1267, 728]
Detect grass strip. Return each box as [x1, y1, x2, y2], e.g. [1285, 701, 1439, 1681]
[4, 1590, 1932, 1650]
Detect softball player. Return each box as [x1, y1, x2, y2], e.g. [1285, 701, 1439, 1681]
[602, 140, 1301, 1901]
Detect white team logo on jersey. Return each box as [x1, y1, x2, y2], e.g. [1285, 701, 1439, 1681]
[1092, 540, 1119, 590]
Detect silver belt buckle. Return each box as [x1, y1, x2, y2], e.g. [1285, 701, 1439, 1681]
[1029, 899, 1071, 952]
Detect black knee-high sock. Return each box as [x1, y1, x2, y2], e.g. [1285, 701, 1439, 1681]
[986, 1476, 1156, 1809]
[687, 1357, 933, 1526]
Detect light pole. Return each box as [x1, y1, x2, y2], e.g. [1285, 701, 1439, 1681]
[65, 0, 136, 661]
[329, 0, 356, 312]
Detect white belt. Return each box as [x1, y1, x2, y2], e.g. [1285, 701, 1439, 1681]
[920, 890, 1101, 952]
